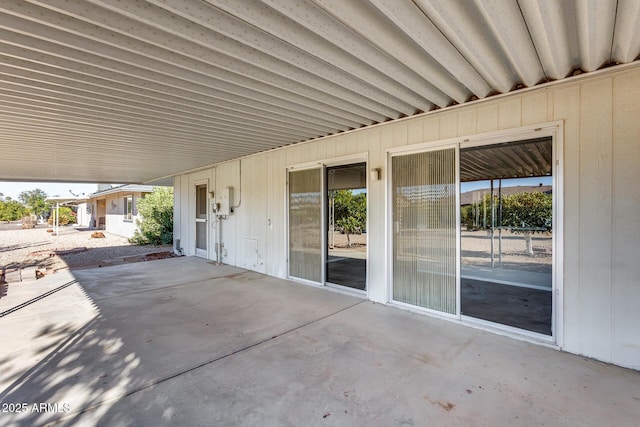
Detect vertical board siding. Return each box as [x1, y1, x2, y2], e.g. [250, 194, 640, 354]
[579, 78, 613, 362]
[439, 112, 458, 139]
[408, 120, 423, 145]
[553, 85, 582, 354]
[393, 122, 408, 147]
[238, 155, 268, 273]
[476, 104, 499, 133]
[335, 135, 347, 157]
[457, 109, 477, 136]
[367, 129, 386, 302]
[522, 91, 549, 125]
[498, 98, 522, 129]
[612, 72, 640, 368]
[423, 115, 440, 141]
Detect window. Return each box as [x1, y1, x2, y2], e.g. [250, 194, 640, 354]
[124, 195, 133, 221]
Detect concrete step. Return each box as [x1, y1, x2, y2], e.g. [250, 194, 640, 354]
[2, 269, 22, 284]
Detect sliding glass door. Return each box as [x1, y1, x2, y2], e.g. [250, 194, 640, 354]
[390, 135, 556, 338]
[288, 168, 323, 283]
[391, 148, 457, 314]
[459, 138, 553, 335]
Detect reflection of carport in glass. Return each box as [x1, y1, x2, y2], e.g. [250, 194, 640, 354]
[460, 138, 554, 335]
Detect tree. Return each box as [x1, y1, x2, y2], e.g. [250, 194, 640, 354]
[18, 188, 49, 218]
[501, 191, 552, 254]
[130, 187, 174, 245]
[0, 199, 29, 221]
[331, 190, 366, 247]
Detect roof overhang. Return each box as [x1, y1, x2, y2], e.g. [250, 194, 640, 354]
[45, 196, 89, 206]
[1, 0, 639, 184]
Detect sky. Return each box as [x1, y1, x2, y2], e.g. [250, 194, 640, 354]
[460, 176, 552, 193]
[0, 182, 99, 200]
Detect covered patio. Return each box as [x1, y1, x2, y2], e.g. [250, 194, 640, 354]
[1, 257, 638, 426]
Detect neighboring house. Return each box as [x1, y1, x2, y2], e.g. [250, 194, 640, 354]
[77, 185, 156, 239]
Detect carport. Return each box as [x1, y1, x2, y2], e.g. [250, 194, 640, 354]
[1, 258, 639, 425]
[1, 1, 640, 423]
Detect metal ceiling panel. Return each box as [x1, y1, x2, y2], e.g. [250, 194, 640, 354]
[0, 0, 638, 184]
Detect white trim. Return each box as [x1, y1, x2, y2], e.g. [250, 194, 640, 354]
[387, 142, 459, 313]
[455, 145, 462, 318]
[288, 276, 325, 288]
[324, 155, 369, 296]
[553, 123, 564, 349]
[457, 125, 561, 343]
[461, 315, 559, 347]
[286, 152, 368, 171]
[389, 300, 460, 321]
[285, 166, 323, 285]
[326, 281, 367, 297]
[321, 163, 327, 285]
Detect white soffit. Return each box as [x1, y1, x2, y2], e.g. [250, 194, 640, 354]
[0, 0, 638, 183]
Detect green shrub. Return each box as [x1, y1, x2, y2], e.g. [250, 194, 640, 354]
[130, 187, 173, 245]
[0, 199, 29, 221]
[48, 207, 76, 225]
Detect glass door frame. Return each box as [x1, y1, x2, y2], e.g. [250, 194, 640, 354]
[324, 160, 368, 295]
[386, 122, 563, 345]
[387, 141, 461, 320]
[286, 164, 326, 286]
[286, 154, 369, 293]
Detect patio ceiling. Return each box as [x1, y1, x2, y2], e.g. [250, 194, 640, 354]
[0, 0, 639, 184]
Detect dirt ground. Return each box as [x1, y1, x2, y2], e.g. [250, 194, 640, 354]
[0, 224, 172, 275]
[328, 231, 367, 252]
[326, 229, 551, 272]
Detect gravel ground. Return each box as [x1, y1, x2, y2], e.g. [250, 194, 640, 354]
[0, 224, 171, 273]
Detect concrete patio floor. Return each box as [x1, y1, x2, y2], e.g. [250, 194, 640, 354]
[0, 257, 638, 426]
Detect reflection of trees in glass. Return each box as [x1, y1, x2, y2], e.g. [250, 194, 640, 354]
[501, 192, 552, 254]
[463, 191, 552, 254]
[331, 190, 366, 247]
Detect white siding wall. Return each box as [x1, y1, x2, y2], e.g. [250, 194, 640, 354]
[104, 192, 144, 239]
[75, 202, 92, 227]
[174, 66, 640, 369]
